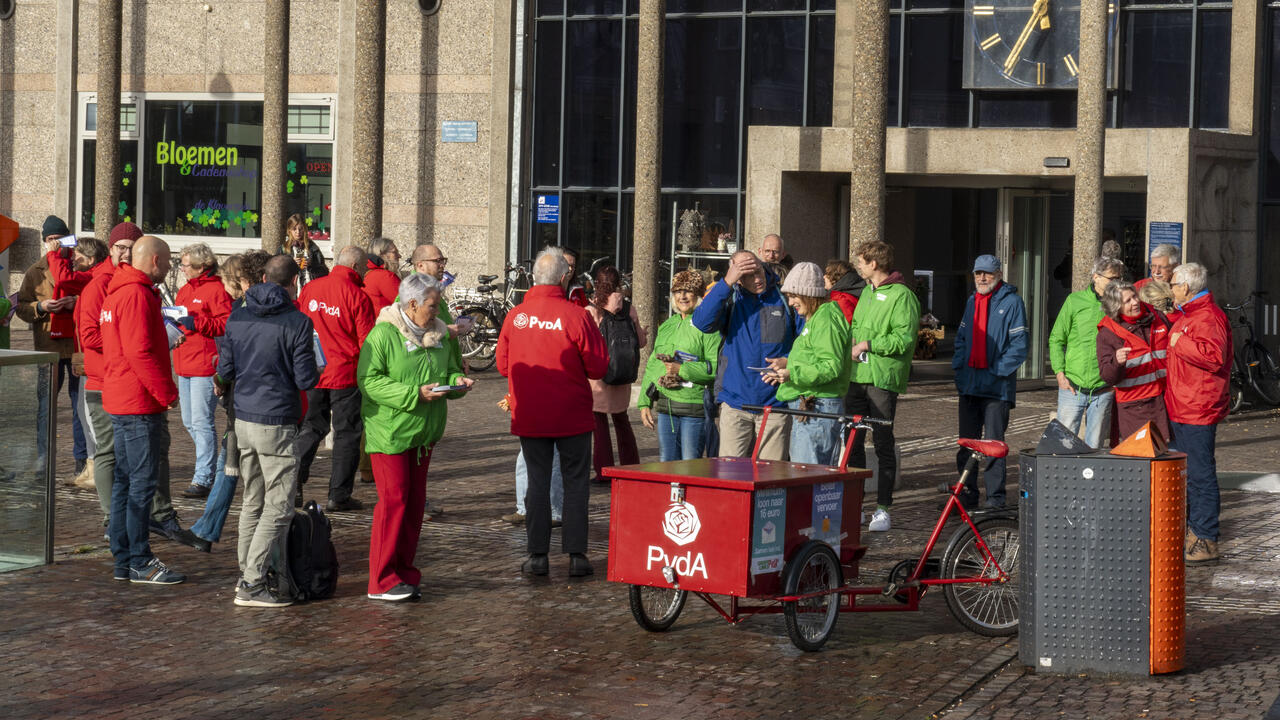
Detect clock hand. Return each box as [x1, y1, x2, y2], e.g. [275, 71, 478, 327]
[1040, 0, 1051, 30]
[1003, 0, 1049, 75]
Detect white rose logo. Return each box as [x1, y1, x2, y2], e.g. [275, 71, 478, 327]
[662, 502, 701, 546]
[308, 299, 318, 312]
[513, 313, 529, 330]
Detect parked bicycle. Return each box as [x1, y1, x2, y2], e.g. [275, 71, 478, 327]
[1223, 292, 1280, 413]
[448, 262, 532, 372]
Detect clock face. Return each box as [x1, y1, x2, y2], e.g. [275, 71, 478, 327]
[964, 1, 1116, 90]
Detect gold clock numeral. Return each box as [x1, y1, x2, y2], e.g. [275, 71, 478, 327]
[973, 4, 995, 15]
[1036, 62, 1045, 85]
[980, 33, 1001, 51]
[1064, 54, 1079, 77]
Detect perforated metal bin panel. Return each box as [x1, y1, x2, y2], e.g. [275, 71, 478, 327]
[1018, 452, 1153, 675]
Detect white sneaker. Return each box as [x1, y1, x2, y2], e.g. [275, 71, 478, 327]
[868, 508, 891, 532]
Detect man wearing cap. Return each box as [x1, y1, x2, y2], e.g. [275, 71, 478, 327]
[952, 255, 1028, 509]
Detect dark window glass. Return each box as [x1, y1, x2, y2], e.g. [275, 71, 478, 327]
[79, 140, 139, 232]
[531, 21, 563, 187]
[622, 19, 638, 186]
[807, 13, 836, 126]
[746, 16, 806, 127]
[813, 0, 835, 8]
[141, 101, 265, 237]
[1120, 0, 1190, 5]
[1120, 10, 1192, 127]
[560, 192, 620, 271]
[537, 0, 565, 16]
[908, 0, 964, 8]
[976, 92, 1078, 127]
[283, 144, 334, 242]
[1267, 10, 1280, 198]
[667, 0, 742, 12]
[569, 0, 623, 14]
[564, 20, 623, 187]
[888, 13, 900, 125]
[1195, 10, 1230, 129]
[748, 0, 806, 10]
[663, 18, 742, 188]
[905, 13, 968, 127]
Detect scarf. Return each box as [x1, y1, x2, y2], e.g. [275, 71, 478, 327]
[398, 308, 428, 345]
[968, 283, 999, 369]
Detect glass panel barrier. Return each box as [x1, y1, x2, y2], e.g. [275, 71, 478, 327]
[0, 350, 58, 572]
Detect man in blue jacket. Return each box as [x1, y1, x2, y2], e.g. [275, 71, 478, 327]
[952, 255, 1028, 509]
[692, 250, 800, 460]
[216, 255, 318, 608]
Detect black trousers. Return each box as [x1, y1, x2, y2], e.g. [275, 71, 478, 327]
[294, 386, 364, 502]
[845, 383, 899, 508]
[520, 432, 591, 555]
[956, 395, 1011, 508]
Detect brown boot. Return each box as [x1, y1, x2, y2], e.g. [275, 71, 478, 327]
[1184, 528, 1196, 553]
[1185, 537, 1220, 565]
[73, 463, 97, 490]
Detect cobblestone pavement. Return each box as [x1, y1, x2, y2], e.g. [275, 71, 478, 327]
[3, 330, 1279, 719]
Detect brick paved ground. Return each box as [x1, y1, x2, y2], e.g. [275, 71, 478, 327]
[2, 328, 1279, 719]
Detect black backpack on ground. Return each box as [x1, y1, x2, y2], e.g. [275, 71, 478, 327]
[599, 299, 640, 385]
[269, 500, 339, 601]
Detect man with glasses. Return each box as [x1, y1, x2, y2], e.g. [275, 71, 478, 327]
[411, 243, 466, 369]
[1134, 243, 1180, 291]
[1048, 256, 1125, 448]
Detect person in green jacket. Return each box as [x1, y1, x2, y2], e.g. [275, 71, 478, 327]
[357, 273, 473, 602]
[848, 241, 919, 532]
[1049, 256, 1124, 449]
[638, 270, 722, 461]
[763, 262, 852, 465]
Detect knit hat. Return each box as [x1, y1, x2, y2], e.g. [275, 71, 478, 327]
[41, 215, 71, 239]
[973, 254, 1001, 273]
[107, 221, 144, 249]
[670, 269, 705, 296]
[779, 261, 828, 299]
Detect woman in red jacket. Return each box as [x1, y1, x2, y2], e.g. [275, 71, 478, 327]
[1096, 281, 1171, 441]
[173, 242, 233, 498]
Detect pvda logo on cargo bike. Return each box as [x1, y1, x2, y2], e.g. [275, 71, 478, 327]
[646, 496, 708, 579]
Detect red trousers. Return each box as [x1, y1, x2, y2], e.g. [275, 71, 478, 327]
[592, 411, 639, 479]
[368, 447, 432, 595]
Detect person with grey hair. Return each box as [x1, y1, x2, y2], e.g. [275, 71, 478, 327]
[363, 237, 403, 312]
[1166, 262, 1231, 564]
[1136, 243, 1181, 290]
[357, 270, 473, 601]
[295, 243, 376, 511]
[173, 242, 233, 498]
[1096, 279, 1172, 442]
[1048, 256, 1125, 448]
[497, 247, 609, 577]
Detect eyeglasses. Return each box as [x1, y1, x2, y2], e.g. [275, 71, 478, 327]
[1097, 274, 1122, 281]
[423, 257, 448, 265]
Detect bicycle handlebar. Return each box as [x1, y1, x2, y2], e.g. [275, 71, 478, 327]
[740, 404, 892, 426]
[1223, 291, 1269, 313]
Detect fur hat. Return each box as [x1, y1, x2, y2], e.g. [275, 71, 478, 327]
[107, 221, 144, 249]
[779, 261, 828, 299]
[670, 269, 705, 296]
[41, 215, 71, 239]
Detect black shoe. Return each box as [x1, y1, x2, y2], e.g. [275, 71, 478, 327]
[326, 497, 364, 512]
[522, 553, 549, 576]
[410, 585, 422, 600]
[149, 516, 183, 541]
[181, 483, 211, 499]
[177, 529, 212, 553]
[568, 553, 594, 577]
[235, 583, 294, 607]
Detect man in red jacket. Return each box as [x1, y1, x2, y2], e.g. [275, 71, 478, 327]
[296, 244, 376, 511]
[100, 236, 186, 585]
[363, 236, 402, 312]
[1166, 262, 1232, 565]
[497, 247, 609, 577]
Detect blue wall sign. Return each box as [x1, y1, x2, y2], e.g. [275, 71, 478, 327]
[1148, 221, 1183, 253]
[441, 121, 478, 143]
[536, 195, 559, 224]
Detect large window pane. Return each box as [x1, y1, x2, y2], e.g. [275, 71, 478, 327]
[1267, 10, 1280, 199]
[748, 0, 806, 10]
[537, 0, 565, 16]
[564, 19, 623, 187]
[888, 13, 900, 126]
[667, 0, 742, 11]
[745, 16, 806, 127]
[142, 100, 264, 237]
[976, 92, 1077, 128]
[79, 139, 139, 232]
[531, 21, 563, 188]
[1195, 10, 1230, 129]
[569, 0, 623, 13]
[561, 192, 620, 271]
[1121, 10, 1192, 127]
[663, 18, 742, 188]
[622, 19, 639, 186]
[905, 13, 967, 127]
[807, 13, 836, 127]
[284, 144, 333, 243]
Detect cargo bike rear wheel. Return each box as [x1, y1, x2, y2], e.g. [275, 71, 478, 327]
[941, 516, 1020, 637]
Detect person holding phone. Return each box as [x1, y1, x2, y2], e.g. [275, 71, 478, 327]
[357, 273, 473, 601]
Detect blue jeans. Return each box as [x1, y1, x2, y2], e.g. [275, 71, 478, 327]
[109, 413, 164, 572]
[656, 413, 707, 462]
[37, 359, 87, 465]
[515, 449, 562, 520]
[1055, 387, 1114, 449]
[178, 375, 218, 487]
[1170, 421, 1219, 542]
[788, 397, 844, 466]
[191, 441, 235, 542]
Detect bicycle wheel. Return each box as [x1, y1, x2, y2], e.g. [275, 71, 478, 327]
[460, 307, 498, 371]
[628, 584, 687, 632]
[941, 517, 1020, 637]
[1247, 345, 1280, 406]
[1229, 372, 1245, 414]
[782, 541, 843, 651]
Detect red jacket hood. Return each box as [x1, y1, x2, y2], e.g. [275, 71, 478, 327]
[75, 261, 119, 389]
[107, 262, 156, 294]
[298, 264, 376, 389]
[101, 264, 178, 415]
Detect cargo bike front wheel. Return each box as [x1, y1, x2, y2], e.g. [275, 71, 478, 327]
[629, 584, 688, 631]
[782, 541, 844, 651]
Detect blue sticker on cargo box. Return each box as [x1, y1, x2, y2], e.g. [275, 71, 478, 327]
[811, 482, 843, 548]
[751, 488, 786, 575]
[536, 195, 559, 224]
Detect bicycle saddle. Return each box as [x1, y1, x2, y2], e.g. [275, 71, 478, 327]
[476, 284, 497, 293]
[478, 274, 498, 284]
[956, 438, 1009, 458]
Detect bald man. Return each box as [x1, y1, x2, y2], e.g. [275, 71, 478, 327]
[100, 236, 187, 584]
[411, 242, 466, 371]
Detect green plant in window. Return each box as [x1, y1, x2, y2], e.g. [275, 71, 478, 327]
[305, 216, 313, 227]
[312, 206, 321, 217]
[287, 160, 297, 174]
[124, 163, 133, 174]
[222, 220, 230, 230]
[287, 180, 295, 193]
[122, 177, 130, 187]
[300, 175, 309, 186]
[118, 200, 128, 217]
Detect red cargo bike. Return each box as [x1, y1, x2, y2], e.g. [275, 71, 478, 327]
[605, 406, 1020, 651]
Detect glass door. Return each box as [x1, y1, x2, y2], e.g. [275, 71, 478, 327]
[999, 190, 1049, 380]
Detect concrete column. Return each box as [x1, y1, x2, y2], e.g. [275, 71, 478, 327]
[333, 0, 358, 251]
[832, 0, 856, 128]
[631, 0, 664, 332]
[94, 0, 122, 242]
[260, 0, 290, 253]
[53, 0, 78, 223]
[1072, 0, 1108, 290]
[350, 0, 386, 247]
[848, 0, 889, 256]
[1227, 0, 1262, 135]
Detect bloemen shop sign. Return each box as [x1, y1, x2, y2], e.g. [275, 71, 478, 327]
[155, 141, 255, 177]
